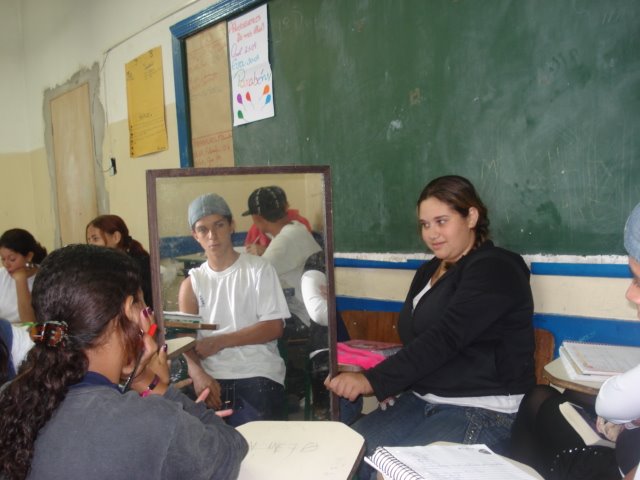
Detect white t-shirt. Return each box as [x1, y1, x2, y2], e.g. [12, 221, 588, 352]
[188, 253, 290, 386]
[0, 268, 35, 323]
[301, 270, 328, 327]
[262, 221, 322, 326]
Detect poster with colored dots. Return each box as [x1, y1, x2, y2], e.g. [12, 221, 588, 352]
[228, 4, 274, 126]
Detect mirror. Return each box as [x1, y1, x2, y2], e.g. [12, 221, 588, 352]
[146, 165, 338, 420]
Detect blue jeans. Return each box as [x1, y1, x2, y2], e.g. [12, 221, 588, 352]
[218, 377, 285, 427]
[352, 392, 516, 479]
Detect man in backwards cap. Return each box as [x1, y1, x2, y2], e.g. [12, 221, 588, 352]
[243, 186, 322, 333]
[179, 192, 290, 425]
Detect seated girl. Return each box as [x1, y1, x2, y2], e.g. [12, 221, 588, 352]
[325, 175, 536, 478]
[510, 202, 640, 480]
[0, 228, 47, 324]
[0, 244, 247, 479]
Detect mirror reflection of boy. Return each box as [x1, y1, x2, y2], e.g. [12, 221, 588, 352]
[243, 186, 322, 337]
[244, 185, 312, 255]
[178, 193, 290, 426]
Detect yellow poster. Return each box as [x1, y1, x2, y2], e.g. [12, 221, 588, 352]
[125, 46, 168, 157]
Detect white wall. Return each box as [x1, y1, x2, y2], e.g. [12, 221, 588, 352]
[0, 0, 28, 153]
[18, 0, 219, 150]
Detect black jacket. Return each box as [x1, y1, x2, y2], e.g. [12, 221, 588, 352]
[364, 241, 535, 401]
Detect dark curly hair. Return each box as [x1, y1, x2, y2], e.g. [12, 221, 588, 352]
[0, 244, 143, 480]
[417, 175, 490, 249]
[0, 229, 47, 264]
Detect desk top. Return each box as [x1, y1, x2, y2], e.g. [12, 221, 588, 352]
[236, 421, 364, 480]
[543, 358, 603, 396]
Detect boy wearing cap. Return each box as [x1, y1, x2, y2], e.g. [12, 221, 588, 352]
[179, 193, 290, 425]
[243, 186, 323, 331]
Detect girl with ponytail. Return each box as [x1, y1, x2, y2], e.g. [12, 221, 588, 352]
[0, 244, 247, 480]
[86, 214, 153, 307]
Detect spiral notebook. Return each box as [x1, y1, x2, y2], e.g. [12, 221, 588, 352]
[364, 444, 539, 480]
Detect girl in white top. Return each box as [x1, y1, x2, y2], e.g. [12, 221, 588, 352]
[0, 229, 47, 324]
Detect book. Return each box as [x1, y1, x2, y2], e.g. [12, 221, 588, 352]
[558, 401, 616, 448]
[342, 339, 402, 357]
[561, 341, 640, 377]
[162, 311, 217, 330]
[364, 443, 539, 480]
[337, 339, 402, 371]
[558, 346, 611, 383]
[164, 337, 196, 360]
[163, 311, 202, 323]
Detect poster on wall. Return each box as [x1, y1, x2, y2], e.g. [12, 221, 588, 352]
[228, 4, 274, 126]
[125, 46, 168, 157]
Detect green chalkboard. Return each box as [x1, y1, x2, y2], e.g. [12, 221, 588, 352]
[232, 0, 640, 254]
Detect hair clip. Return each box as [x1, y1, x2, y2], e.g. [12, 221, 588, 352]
[30, 321, 69, 348]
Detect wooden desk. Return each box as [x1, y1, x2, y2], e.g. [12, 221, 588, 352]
[543, 358, 603, 396]
[236, 421, 365, 480]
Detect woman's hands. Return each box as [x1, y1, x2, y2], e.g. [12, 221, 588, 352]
[324, 372, 374, 402]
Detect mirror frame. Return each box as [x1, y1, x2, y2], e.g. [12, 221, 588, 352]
[146, 165, 338, 419]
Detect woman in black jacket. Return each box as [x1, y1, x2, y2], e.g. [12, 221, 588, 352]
[326, 175, 535, 474]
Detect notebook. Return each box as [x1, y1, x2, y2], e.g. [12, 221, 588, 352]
[364, 444, 539, 480]
[558, 402, 615, 448]
[558, 346, 612, 383]
[561, 341, 640, 376]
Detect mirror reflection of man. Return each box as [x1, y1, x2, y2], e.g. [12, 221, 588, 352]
[244, 185, 313, 255]
[243, 186, 322, 338]
[178, 193, 290, 426]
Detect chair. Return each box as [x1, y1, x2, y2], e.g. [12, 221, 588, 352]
[534, 328, 555, 385]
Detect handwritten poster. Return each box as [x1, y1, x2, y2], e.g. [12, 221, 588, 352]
[228, 4, 274, 126]
[125, 46, 168, 157]
[186, 23, 234, 167]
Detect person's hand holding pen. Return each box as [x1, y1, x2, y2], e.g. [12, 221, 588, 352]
[121, 307, 170, 396]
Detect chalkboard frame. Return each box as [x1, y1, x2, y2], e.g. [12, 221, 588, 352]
[170, 0, 264, 167]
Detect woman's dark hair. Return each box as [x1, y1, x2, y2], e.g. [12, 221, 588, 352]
[0, 337, 9, 385]
[86, 215, 148, 257]
[417, 175, 490, 248]
[0, 229, 47, 264]
[0, 244, 143, 480]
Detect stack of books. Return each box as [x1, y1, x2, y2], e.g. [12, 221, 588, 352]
[558, 340, 640, 383]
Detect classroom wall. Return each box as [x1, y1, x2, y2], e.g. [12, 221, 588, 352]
[335, 259, 638, 322]
[0, 0, 637, 330]
[0, 0, 222, 251]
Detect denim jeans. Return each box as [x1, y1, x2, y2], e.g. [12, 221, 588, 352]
[352, 392, 516, 479]
[218, 377, 285, 427]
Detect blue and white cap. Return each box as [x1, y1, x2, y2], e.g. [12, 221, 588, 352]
[188, 193, 232, 230]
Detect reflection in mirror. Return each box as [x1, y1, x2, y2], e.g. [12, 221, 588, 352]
[146, 166, 337, 421]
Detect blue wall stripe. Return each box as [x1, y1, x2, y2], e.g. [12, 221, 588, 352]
[334, 258, 425, 270]
[334, 257, 631, 278]
[530, 262, 632, 278]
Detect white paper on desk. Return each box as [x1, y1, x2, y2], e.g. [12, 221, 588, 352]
[365, 444, 538, 480]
